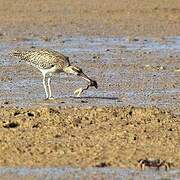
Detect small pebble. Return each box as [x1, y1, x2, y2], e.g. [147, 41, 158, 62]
[81, 100, 88, 103]
[4, 101, 9, 105]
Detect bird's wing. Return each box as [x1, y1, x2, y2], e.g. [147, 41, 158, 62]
[12, 48, 70, 69]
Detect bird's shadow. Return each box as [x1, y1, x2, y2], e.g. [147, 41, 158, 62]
[70, 96, 119, 100]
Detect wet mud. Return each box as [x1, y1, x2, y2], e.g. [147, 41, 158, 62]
[0, 36, 180, 114]
[0, 167, 180, 180]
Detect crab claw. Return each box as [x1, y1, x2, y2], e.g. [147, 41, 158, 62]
[74, 88, 83, 97]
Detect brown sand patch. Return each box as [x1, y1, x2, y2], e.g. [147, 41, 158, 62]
[0, 0, 180, 40]
[0, 106, 179, 168]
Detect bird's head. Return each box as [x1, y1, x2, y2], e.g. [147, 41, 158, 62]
[63, 65, 98, 89]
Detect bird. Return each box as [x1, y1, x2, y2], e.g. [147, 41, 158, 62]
[11, 48, 98, 99]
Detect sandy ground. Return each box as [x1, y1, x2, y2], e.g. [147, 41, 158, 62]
[0, 0, 180, 40]
[0, 106, 179, 168]
[0, 0, 180, 173]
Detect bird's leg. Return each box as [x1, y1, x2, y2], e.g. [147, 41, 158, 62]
[43, 74, 49, 99]
[47, 76, 54, 99]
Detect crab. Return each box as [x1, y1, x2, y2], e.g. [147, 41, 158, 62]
[137, 158, 172, 171]
[74, 80, 97, 97]
[74, 85, 90, 97]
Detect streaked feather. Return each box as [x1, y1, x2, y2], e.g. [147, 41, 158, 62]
[12, 48, 70, 70]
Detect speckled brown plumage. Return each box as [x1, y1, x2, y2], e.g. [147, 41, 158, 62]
[12, 48, 70, 70]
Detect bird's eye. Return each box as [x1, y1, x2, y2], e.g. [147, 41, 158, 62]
[51, 65, 54, 67]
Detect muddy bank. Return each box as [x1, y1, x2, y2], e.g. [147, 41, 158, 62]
[0, 106, 179, 168]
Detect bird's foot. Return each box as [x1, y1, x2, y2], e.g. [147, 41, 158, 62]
[48, 96, 54, 100]
[74, 88, 83, 97]
[45, 96, 55, 100]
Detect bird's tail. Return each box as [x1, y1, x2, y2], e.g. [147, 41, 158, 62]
[10, 49, 23, 58]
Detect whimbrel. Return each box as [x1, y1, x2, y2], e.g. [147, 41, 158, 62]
[12, 48, 98, 99]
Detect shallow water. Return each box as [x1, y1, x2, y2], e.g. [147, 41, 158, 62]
[0, 167, 180, 180]
[0, 36, 180, 113]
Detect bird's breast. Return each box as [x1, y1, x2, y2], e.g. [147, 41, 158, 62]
[39, 65, 61, 75]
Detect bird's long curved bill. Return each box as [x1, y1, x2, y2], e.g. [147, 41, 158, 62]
[79, 73, 91, 83]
